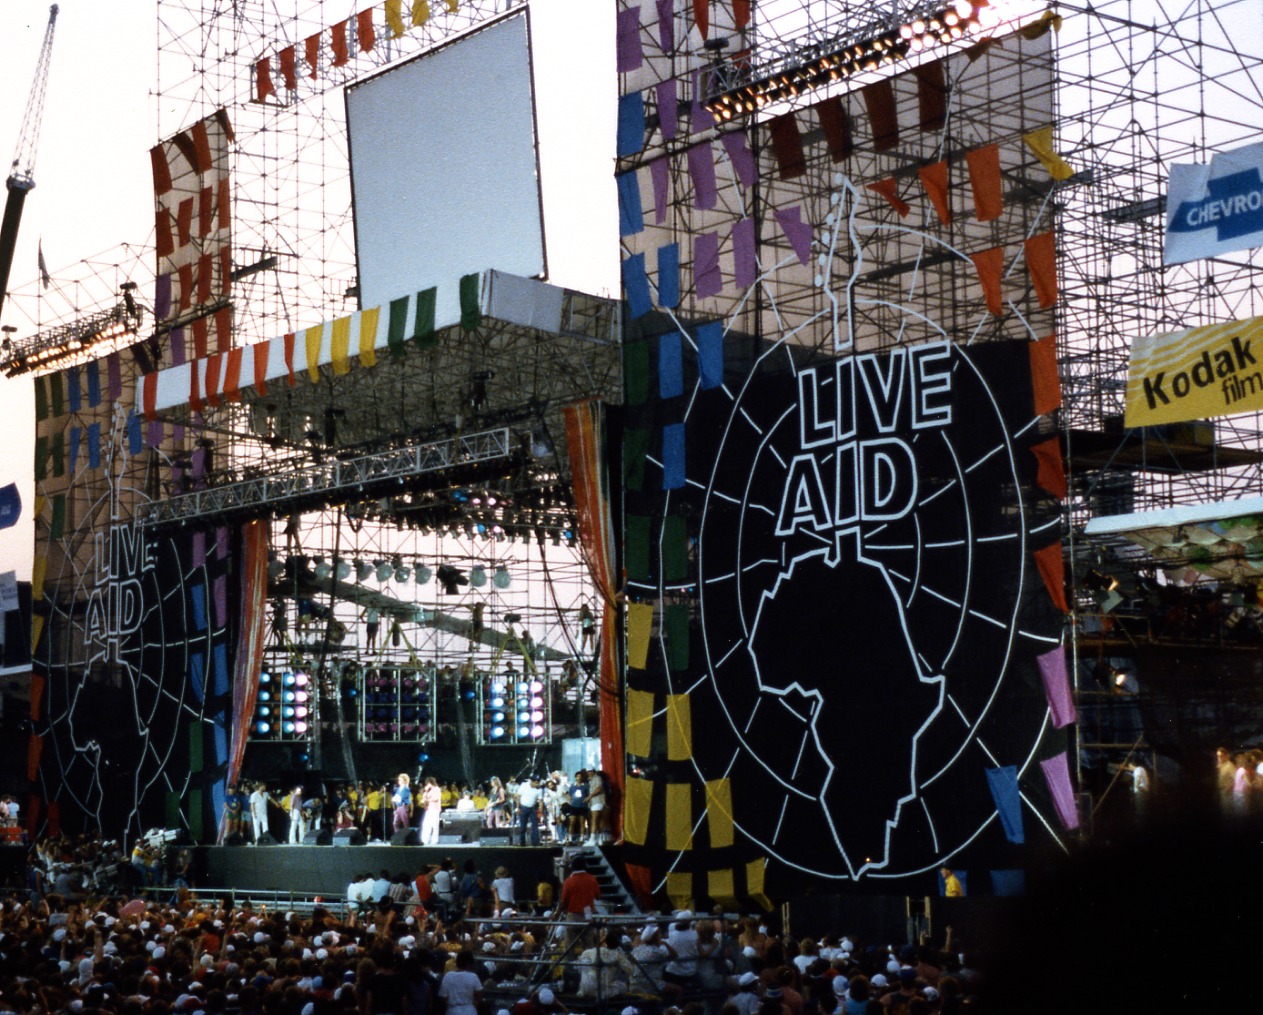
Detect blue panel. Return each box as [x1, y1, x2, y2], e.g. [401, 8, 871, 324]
[189, 651, 206, 704]
[985, 764, 1025, 844]
[212, 641, 230, 696]
[191, 582, 207, 631]
[617, 92, 646, 157]
[662, 423, 685, 490]
[658, 332, 684, 399]
[622, 253, 653, 320]
[697, 320, 724, 390]
[657, 243, 680, 309]
[87, 423, 101, 470]
[617, 172, 644, 237]
[86, 361, 101, 407]
[67, 370, 81, 413]
[128, 413, 143, 456]
[68, 428, 81, 475]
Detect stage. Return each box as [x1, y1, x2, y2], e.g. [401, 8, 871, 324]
[197, 843, 564, 898]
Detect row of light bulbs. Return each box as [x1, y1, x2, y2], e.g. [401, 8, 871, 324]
[269, 557, 512, 588]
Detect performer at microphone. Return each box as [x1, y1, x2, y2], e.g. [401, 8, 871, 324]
[392, 773, 413, 836]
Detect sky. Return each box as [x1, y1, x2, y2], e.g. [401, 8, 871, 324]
[0, 0, 617, 578]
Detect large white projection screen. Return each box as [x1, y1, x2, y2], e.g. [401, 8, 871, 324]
[346, 13, 545, 312]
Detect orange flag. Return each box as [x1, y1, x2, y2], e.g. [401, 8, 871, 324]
[255, 57, 274, 102]
[966, 144, 1003, 222]
[918, 160, 952, 225]
[331, 20, 350, 67]
[970, 245, 1005, 315]
[1025, 231, 1058, 308]
[1031, 437, 1067, 500]
[867, 177, 910, 217]
[1034, 542, 1069, 612]
[1029, 334, 1061, 415]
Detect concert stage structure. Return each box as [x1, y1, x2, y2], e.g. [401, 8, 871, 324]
[4, 0, 1263, 914]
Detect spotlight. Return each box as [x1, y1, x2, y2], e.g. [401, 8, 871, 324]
[416, 564, 432, 584]
[314, 562, 333, 580]
[395, 565, 411, 582]
[336, 560, 352, 580]
[375, 561, 394, 582]
[355, 560, 373, 582]
[493, 565, 511, 589]
[470, 566, 487, 588]
[267, 558, 284, 579]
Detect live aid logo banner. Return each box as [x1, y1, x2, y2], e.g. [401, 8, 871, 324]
[1124, 315, 1263, 427]
[1164, 141, 1263, 266]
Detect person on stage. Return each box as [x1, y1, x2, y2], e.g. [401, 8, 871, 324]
[420, 776, 442, 845]
[248, 782, 270, 843]
[288, 784, 306, 844]
[223, 784, 244, 839]
[365, 783, 384, 842]
[517, 777, 542, 847]
[392, 774, 413, 835]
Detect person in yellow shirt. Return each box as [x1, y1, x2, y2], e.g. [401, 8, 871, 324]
[941, 866, 964, 897]
[365, 785, 384, 841]
[441, 783, 458, 808]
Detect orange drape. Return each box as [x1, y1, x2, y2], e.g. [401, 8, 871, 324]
[1029, 334, 1062, 414]
[966, 144, 1003, 222]
[914, 60, 947, 131]
[732, 0, 750, 29]
[223, 347, 244, 403]
[815, 97, 852, 162]
[357, 9, 376, 51]
[768, 113, 805, 180]
[693, 0, 708, 38]
[862, 80, 899, 151]
[143, 372, 158, 421]
[283, 332, 297, 386]
[279, 45, 297, 91]
[252, 340, 270, 398]
[970, 245, 1005, 315]
[918, 160, 952, 225]
[1034, 542, 1069, 612]
[331, 20, 350, 67]
[1025, 231, 1058, 308]
[304, 34, 321, 78]
[192, 316, 209, 359]
[204, 353, 223, 409]
[867, 177, 910, 217]
[255, 58, 274, 102]
[1031, 437, 1067, 500]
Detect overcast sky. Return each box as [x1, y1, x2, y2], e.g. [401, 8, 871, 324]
[0, 0, 616, 577]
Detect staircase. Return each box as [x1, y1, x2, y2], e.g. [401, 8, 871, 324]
[564, 843, 641, 915]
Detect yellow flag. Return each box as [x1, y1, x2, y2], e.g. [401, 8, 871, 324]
[445, 0, 458, 11]
[331, 316, 352, 376]
[626, 601, 654, 669]
[1022, 125, 1074, 181]
[1020, 10, 1063, 39]
[359, 306, 380, 367]
[31, 555, 47, 600]
[411, 0, 430, 25]
[384, 0, 407, 37]
[305, 324, 324, 383]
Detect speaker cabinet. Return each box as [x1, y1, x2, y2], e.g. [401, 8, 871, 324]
[390, 828, 420, 846]
[333, 829, 367, 846]
[303, 828, 333, 846]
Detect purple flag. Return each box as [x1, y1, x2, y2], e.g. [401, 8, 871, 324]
[694, 232, 722, 298]
[691, 68, 715, 133]
[657, 78, 679, 140]
[1040, 751, 1081, 830]
[171, 327, 186, 367]
[216, 525, 229, 560]
[192, 446, 206, 479]
[617, 6, 644, 73]
[655, 0, 673, 51]
[146, 419, 164, 449]
[720, 131, 757, 189]
[732, 218, 757, 288]
[776, 206, 814, 265]
[213, 573, 228, 627]
[1037, 646, 1076, 729]
[172, 423, 185, 446]
[107, 353, 122, 400]
[192, 530, 207, 569]
[649, 156, 670, 224]
[688, 142, 718, 210]
[154, 272, 172, 321]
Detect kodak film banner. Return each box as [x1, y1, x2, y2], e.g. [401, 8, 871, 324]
[1125, 316, 1263, 426]
[1164, 141, 1263, 265]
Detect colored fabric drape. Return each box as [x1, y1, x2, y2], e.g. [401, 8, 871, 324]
[687, 142, 718, 210]
[359, 306, 380, 366]
[188, 360, 203, 414]
[914, 60, 948, 130]
[1023, 125, 1074, 181]
[657, 242, 680, 309]
[666, 694, 692, 760]
[624, 342, 650, 406]
[198, 188, 213, 237]
[414, 287, 437, 347]
[624, 427, 649, 491]
[150, 144, 173, 195]
[919, 161, 953, 225]
[223, 347, 243, 402]
[278, 46, 297, 91]
[623, 778, 652, 845]
[617, 6, 643, 73]
[617, 172, 644, 236]
[692, 0, 708, 39]
[385, 0, 407, 37]
[255, 57, 274, 103]
[768, 113, 806, 180]
[563, 400, 624, 830]
[142, 373, 158, 421]
[1029, 334, 1062, 414]
[627, 601, 654, 669]
[655, 0, 673, 51]
[387, 296, 409, 358]
[617, 92, 646, 157]
[967, 144, 1003, 221]
[775, 206, 814, 264]
[649, 156, 670, 223]
[197, 252, 213, 303]
[304, 325, 323, 382]
[191, 120, 213, 170]
[709, 868, 738, 910]
[706, 779, 735, 847]
[304, 34, 320, 78]
[662, 514, 688, 578]
[357, 9, 376, 51]
[49, 495, 65, 540]
[204, 354, 223, 408]
[107, 353, 122, 400]
[622, 253, 652, 319]
[330, 316, 352, 375]
[1031, 437, 1066, 500]
[177, 198, 194, 247]
[625, 514, 650, 581]
[155, 211, 174, 258]
[665, 782, 693, 850]
[732, 0, 750, 29]
[27, 734, 43, 783]
[252, 340, 269, 397]
[1034, 541, 1069, 612]
[626, 689, 654, 758]
[720, 130, 757, 188]
[657, 79, 678, 140]
[412, 0, 431, 26]
[1040, 751, 1080, 830]
[815, 97, 853, 161]
[219, 519, 269, 842]
[459, 273, 482, 331]
[331, 21, 350, 67]
[1025, 231, 1058, 308]
[1021, 11, 1063, 39]
[970, 245, 1006, 315]
[697, 320, 723, 390]
[48, 374, 63, 417]
[665, 603, 689, 671]
[985, 765, 1025, 844]
[666, 871, 693, 911]
[662, 423, 685, 489]
[1037, 645, 1077, 729]
[863, 80, 899, 151]
[732, 216, 756, 288]
[177, 262, 193, 310]
[867, 177, 910, 217]
[694, 232, 722, 299]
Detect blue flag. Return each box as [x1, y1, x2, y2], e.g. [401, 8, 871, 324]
[0, 483, 21, 530]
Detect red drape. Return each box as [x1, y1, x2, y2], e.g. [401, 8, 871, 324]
[357, 9, 377, 51]
[1031, 437, 1067, 500]
[914, 60, 948, 130]
[1034, 542, 1069, 612]
[564, 400, 624, 834]
[331, 20, 350, 67]
[255, 58, 274, 103]
[219, 519, 270, 843]
[279, 45, 297, 91]
[767, 113, 806, 180]
[815, 97, 852, 162]
[862, 80, 899, 151]
[1025, 231, 1058, 308]
[1030, 334, 1062, 414]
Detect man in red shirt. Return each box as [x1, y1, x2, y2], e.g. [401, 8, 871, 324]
[555, 856, 601, 957]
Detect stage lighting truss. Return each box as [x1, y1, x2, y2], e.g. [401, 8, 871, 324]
[355, 666, 437, 742]
[248, 669, 317, 742]
[704, 0, 1015, 122]
[0, 299, 144, 377]
[476, 670, 552, 746]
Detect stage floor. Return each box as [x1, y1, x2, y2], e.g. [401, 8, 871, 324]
[199, 843, 564, 898]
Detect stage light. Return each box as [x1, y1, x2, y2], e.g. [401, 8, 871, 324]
[295, 672, 309, 686]
[490, 726, 505, 739]
[470, 566, 487, 588]
[259, 690, 271, 701]
[283, 673, 296, 687]
[491, 696, 505, 708]
[416, 564, 432, 584]
[260, 672, 271, 683]
[530, 696, 543, 708]
[295, 691, 309, 703]
[396, 565, 411, 582]
[529, 680, 543, 693]
[517, 726, 529, 738]
[493, 565, 511, 589]
[267, 558, 284, 579]
[492, 711, 505, 722]
[314, 562, 333, 580]
[376, 561, 394, 581]
[256, 721, 270, 734]
[530, 710, 543, 722]
[355, 560, 373, 582]
[283, 706, 296, 718]
[531, 725, 544, 739]
[517, 711, 530, 723]
[258, 706, 271, 716]
[336, 560, 352, 580]
[284, 690, 296, 703]
[296, 706, 308, 718]
[283, 721, 296, 734]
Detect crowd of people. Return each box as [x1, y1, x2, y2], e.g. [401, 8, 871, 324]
[222, 770, 614, 848]
[0, 844, 978, 1014]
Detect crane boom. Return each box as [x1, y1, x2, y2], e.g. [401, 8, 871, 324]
[0, 4, 60, 324]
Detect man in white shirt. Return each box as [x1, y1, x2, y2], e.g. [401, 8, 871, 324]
[249, 784, 270, 843]
[516, 778, 542, 846]
[437, 950, 484, 1015]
